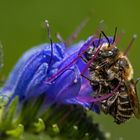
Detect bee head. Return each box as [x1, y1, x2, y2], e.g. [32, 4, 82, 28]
[99, 42, 119, 58]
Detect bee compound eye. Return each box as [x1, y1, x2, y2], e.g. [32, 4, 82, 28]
[118, 59, 129, 69]
[101, 51, 113, 57]
[108, 51, 113, 56]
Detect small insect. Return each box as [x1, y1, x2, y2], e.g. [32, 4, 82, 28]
[82, 29, 140, 124]
[44, 19, 140, 124]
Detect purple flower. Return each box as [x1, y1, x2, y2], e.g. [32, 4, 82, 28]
[1, 35, 114, 113]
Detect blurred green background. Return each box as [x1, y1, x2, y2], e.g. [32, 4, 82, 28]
[0, 0, 140, 139]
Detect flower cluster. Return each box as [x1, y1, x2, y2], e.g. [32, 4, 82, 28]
[0, 35, 113, 113]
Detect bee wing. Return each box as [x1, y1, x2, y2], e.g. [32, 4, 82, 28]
[128, 81, 140, 119]
[133, 89, 140, 118]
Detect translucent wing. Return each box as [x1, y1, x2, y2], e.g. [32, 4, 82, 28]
[128, 80, 140, 118]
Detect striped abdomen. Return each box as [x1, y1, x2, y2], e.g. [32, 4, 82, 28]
[101, 91, 134, 124]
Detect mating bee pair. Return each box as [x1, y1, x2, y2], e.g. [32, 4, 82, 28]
[82, 29, 140, 124]
[45, 19, 140, 124]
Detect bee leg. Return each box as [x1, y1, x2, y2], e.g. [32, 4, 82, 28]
[97, 84, 103, 94]
[97, 61, 108, 69]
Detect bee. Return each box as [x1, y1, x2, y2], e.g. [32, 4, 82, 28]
[83, 30, 140, 124]
[101, 80, 140, 124]
[45, 19, 140, 124]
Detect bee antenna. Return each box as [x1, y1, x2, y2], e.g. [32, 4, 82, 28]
[113, 27, 117, 43]
[45, 20, 53, 66]
[124, 34, 137, 56]
[101, 31, 110, 47]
